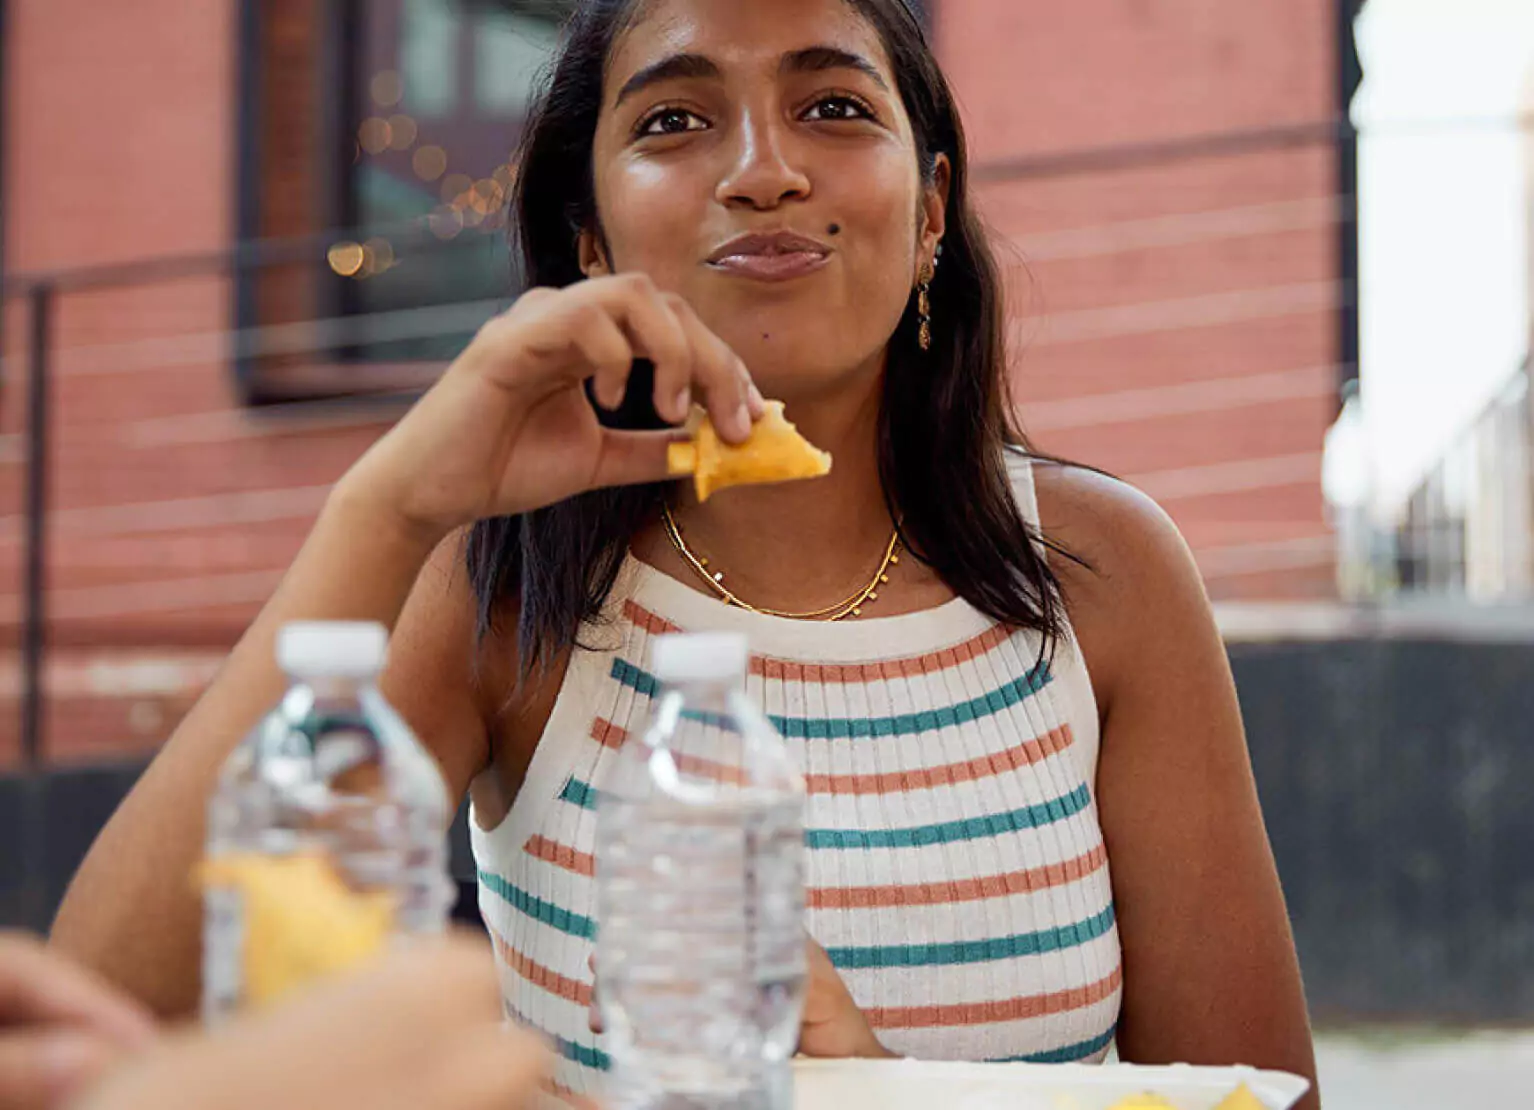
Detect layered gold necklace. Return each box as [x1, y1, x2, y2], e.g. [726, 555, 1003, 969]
[660, 503, 901, 621]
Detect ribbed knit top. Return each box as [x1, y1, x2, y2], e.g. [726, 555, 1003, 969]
[471, 454, 1121, 1102]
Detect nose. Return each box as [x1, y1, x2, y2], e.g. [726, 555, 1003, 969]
[715, 114, 811, 211]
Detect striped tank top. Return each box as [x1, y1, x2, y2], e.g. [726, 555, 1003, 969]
[471, 454, 1122, 1100]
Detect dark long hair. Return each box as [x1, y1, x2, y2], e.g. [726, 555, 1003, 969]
[468, 0, 1075, 672]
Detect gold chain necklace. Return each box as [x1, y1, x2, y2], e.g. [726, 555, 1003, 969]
[660, 503, 901, 621]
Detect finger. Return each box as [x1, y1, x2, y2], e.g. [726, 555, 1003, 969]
[588, 983, 604, 1035]
[586, 952, 604, 1034]
[566, 307, 638, 412]
[593, 276, 692, 420]
[0, 1030, 126, 1110]
[367, 938, 506, 1025]
[420, 1024, 550, 1110]
[611, 286, 691, 424]
[665, 297, 756, 442]
[0, 935, 157, 1049]
[590, 428, 688, 491]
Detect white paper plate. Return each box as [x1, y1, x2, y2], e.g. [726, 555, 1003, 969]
[793, 1058, 1311, 1110]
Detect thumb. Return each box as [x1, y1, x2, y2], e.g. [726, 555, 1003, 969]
[589, 429, 686, 491]
[0, 1030, 125, 1110]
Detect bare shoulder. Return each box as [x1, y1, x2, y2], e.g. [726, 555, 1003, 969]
[1031, 459, 1204, 602]
[1029, 459, 1216, 708]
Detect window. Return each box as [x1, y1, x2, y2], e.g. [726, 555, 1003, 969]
[343, 0, 573, 363]
[235, 0, 572, 399]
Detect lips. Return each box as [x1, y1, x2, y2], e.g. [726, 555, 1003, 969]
[707, 231, 833, 282]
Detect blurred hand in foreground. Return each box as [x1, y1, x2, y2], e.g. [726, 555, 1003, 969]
[0, 931, 158, 1110]
[79, 936, 549, 1110]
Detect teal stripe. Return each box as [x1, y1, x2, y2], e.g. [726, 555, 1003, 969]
[611, 657, 662, 698]
[990, 1024, 1117, 1064]
[507, 1003, 612, 1073]
[826, 903, 1116, 969]
[559, 776, 1092, 852]
[477, 870, 595, 940]
[806, 781, 1092, 850]
[552, 1032, 612, 1072]
[560, 776, 598, 810]
[609, 657, 1053, 740]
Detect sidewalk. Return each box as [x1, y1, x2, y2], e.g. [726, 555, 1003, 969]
[1315, 1029, 1534, 1108]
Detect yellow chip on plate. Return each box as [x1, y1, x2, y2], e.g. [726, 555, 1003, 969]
[1213, 1083, 1267, 1110]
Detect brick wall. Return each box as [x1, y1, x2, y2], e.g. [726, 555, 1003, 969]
[1, 0, 1346, 766]
[939, 0, 1342, 599]
[1, 0, 393, 764]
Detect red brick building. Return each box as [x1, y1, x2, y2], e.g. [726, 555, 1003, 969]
[0, 0, 1353, 766]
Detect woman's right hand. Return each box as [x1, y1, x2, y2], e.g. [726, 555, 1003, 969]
[342, 274, 764, 542]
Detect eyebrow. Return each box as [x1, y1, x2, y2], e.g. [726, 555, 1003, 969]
[781, 46, 890, 92]
[615, 53, 722, 108]
[613, 45, 890, 109]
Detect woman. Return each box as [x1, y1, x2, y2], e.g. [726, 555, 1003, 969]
[53, 0, 1319, 1104]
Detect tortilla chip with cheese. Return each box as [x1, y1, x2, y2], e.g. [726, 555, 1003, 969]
[667, 401, 831, 502]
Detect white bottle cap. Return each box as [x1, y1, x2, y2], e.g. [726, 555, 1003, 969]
[277, 621, 388, 679]
[651, 632, 750, 684]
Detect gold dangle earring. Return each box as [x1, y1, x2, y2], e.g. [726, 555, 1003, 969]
[916, 262, 934, 351]
[916, 243, 941, 351]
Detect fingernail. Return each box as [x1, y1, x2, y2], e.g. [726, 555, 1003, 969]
[735, 402, 752, 436]
[674, 387, 691, 419]
[747, 382, 766, 415]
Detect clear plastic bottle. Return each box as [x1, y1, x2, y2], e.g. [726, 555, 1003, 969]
[595, 632, 807, 1110]
[202, 621, 452, 1022]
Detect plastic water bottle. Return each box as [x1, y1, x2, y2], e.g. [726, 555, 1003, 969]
[202, 621, 453, 1021]
[596, 632, 807, 1110]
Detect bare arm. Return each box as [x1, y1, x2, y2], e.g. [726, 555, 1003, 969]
[49, 492, 476, 1018]
[1037, 465, 1319, 1109]
[49, 274, 762, 1018]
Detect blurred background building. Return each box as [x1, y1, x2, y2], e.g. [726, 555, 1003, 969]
[0, 0, 1359, 769]
[5, 4, 1534, 1102]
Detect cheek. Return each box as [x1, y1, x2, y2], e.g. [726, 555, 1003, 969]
[594, 161, 705, 277]
[835, 170, 923, 304]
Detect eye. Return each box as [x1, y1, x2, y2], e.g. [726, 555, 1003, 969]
[638, 107, 709, 137]
[800, 95, 875, 123]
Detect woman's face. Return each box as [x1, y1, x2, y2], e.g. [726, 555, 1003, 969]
[583, 0, 947, 399]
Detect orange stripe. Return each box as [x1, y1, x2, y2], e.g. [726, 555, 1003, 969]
[588, 719, 748, 784]
[528, 833, 1107, 911]
[488, 925, 593, 1006]
[623, 600, 1012, 683]
[593, 718, 1070, 796]
[805, 724, 1073, 795]
[590, 718, 627, 749]
[525, 834, 596, 877]
[866, 963, 1123, 1030]
[624, 599, 681, 635]
[809, 841, 1109, 910]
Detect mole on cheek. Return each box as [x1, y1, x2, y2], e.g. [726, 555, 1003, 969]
[827, 223, 842, 236]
